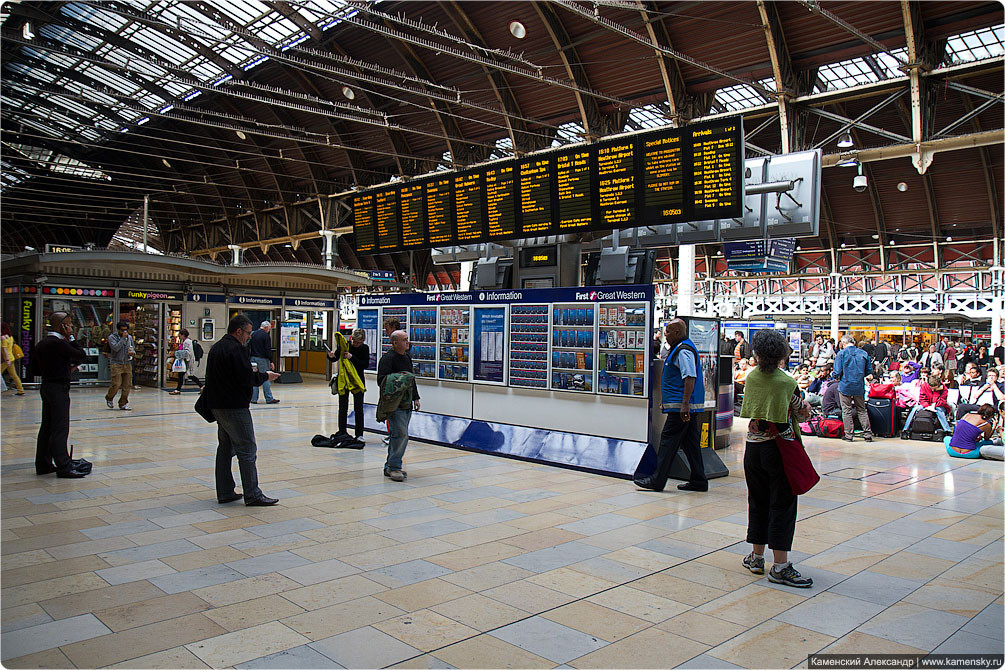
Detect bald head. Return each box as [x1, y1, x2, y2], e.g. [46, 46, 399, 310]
[48, 311, 70, 331]
[390, 329, 409, 354]
[665, 318, 687, 347]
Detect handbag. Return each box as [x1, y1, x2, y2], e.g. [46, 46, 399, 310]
[193, 393, 215, 423]
[171, 358, 187, 373]
[869, 383, 896, 399]
[767, 423, 820, 496]
[12, 343, 23, 359]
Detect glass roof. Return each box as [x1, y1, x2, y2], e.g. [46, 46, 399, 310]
[1, 0, 366, 190]
[552, 121, 586, 147]
[713, 81, 772, 112]
[946, 25, 1005, 64]
[627, 104, 672, 130]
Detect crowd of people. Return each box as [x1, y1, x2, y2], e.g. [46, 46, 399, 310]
[731, 330, 1004, 459]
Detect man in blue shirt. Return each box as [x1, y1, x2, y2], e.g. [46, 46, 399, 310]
[635, 319, 707, 492]
[831, 336, 873, 442]
[249, 321, 279, 404]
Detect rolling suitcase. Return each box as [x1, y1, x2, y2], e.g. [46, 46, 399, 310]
[866, 397, 896, 438]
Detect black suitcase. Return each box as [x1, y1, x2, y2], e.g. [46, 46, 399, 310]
[866, 398, 896, 438]
[905, 409, 944, 441]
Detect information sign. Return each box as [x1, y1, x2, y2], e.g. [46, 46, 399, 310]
[454, 171, 485, 243]
[375, 189, 399, 251]
[400, 182, 426, 249]
[279, 322, 300, 358]
[556, 149, 593, 232]
[353, 193, 376, 253]
[357, 309, 380, 369]
[485, 165, 517, 239]
[473, 307, 506, 383]
[597, 140, 635, 227]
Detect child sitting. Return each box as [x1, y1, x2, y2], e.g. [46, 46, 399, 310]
[902, 373, 952, 437]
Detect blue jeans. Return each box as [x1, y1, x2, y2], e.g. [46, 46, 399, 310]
[385, 408, 411, 472]
[250, 357, 273, 402]
[214, 407, 263, 502]
[904, 405, 951, 432]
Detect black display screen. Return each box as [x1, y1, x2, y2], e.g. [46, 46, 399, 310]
[354, 118, 743, 253]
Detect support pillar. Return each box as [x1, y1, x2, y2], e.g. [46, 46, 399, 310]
[992, 266, 1004, 348]
[320, 230, 337, 269]
[227, 244, 242, 266]
[829, 272, 841, 342]
[678, 244, 696, 317]
[142, 194, 150, 253]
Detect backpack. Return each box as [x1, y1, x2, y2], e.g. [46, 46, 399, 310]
[192, 340, 204, 362]
[806, 415, 844, 438]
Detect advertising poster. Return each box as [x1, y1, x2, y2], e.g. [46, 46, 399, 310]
[279, 322, 300, 358]
[357, 309, 380, 369]
[19, 295, 35, 380]
[473, 307, 505, 383]
[688, 318, 720, 410]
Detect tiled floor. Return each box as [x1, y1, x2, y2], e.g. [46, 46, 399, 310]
[2, 381, 1002, 668]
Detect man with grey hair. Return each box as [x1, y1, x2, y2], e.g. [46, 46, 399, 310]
[250, 320, 279, 404]
[831, 336, 873, 442]
[377, 330, 420, 481]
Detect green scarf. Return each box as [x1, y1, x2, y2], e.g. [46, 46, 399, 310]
[739, 367, 797, 424]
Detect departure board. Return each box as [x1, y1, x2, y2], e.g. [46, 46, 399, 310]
[486, 165, 517, 239]
[556, 150, 592, 232]
[400, 183, 425, 248]
[519, 157, 552, 235]
[353, 117, 743, 253]
[426, 177, 453, 246]
[454, 171, 484, 242]
[642, 133, 685, 225]
[691, 122, 742, 219]
[597, 141, 635, 227]
[353, 193, 376, 253]
[375, 189, 399, 251]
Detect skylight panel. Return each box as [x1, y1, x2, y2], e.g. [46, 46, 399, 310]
[816, 56, 887, 91]
[61, 2, 128, 33]
[552, 121, 586, 146]
[190, 61, 227, 82]
[20, 118, 64, 138]
[628, 104, 670, 130]
[39, 24, 103, 51]
[714, 83, 766, 111]
[437, 151, 452, 171]
[945, 25, 1005, 64]
[215, 0, 267, 25]
[80, 65, 142, 96]
[52, 97, 101, 119]
[130, 27, 199, 63]
[10, 62, 58, 83]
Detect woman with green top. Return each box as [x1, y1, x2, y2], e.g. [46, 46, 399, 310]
[739, 329, 814, 588]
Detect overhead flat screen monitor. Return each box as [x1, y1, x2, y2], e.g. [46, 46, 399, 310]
[354, 118, 743, 253]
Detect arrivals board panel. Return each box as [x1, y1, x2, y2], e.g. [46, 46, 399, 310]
[354, 118, 743, 253]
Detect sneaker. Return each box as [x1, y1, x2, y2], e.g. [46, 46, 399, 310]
[384, 468, 407, 479]
[864, 435, 873, 442]
[120, 404, 132, 411]
[768, 563, 813, 588]
[106, 400, 114, 409]
[841, 435, 853, 442]
[387, 469, 405, 482]
[742, 552, 765, 575]
[355, 435, 365, 444]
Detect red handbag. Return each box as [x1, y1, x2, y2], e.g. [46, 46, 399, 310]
[869, 383, 897, 399]
[768, 423, 820, 496]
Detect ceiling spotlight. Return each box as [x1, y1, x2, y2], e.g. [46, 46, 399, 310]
[22, 22, 35, 40]
[509, 21, 526, 39]
[889, 239, 896, 245]
[840, 242, 847, 248]
[871, 234, 879, 240]
[161, 158, 171, 168]
[838, 158, 859, 168]
[897, 182, 908, 192]
[837, 132, 854, 148]
[946, 236, 953, 242]
[235, 130, 247, 140]
[341, 86, 355, 100]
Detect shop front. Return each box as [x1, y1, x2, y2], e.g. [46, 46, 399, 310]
[118, 289, 185, 388]
[40, 284, 117, 384]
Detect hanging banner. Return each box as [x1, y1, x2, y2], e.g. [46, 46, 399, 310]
[20, 295, 36, 380]
[279, 322, 300, 358]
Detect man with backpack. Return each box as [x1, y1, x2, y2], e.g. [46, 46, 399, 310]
[634, 319, 707, 493]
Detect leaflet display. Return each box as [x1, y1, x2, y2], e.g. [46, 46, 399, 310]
[688, 318, 720, 410]
[439, 307, 470, 381]
[354, 119, 743, 253]
[381, 306, 407, 357]
[408, 307, 437, 378]
[597, 302, 648, 397]
[551, 303, 595, 393]
[509, 304, 549, 388]
[473, 308, 506, 383]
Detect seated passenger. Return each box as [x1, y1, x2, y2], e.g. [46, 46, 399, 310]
[899, 360, 922, 384]
[958, 368, 1004, 417]
[946, 404, 1003, 460]
[903, 374, 952, 434]
[821, 379, 841, 418]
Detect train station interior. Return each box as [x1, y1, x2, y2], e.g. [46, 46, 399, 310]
[1, 1, 1002, 668]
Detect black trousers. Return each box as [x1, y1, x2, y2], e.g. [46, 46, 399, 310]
[37, 381, 72, 473]
[338, 391, 365, 436]
[744, 440, 798, 552]
[175, 372, 202, 391]
[649, 411, 707, 492]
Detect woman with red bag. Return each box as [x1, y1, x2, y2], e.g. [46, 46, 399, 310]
[739, 329, 815, 588]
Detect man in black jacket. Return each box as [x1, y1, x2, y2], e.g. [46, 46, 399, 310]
[33, 312, 89, 477]
[204, 314, 280, 506]
[249, 320, 278, 404]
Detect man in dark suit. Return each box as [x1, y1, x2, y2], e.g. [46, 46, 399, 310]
[33, 312, 89, 477]
[204, 314, 281, 506]
[249, 320, 278, 404]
